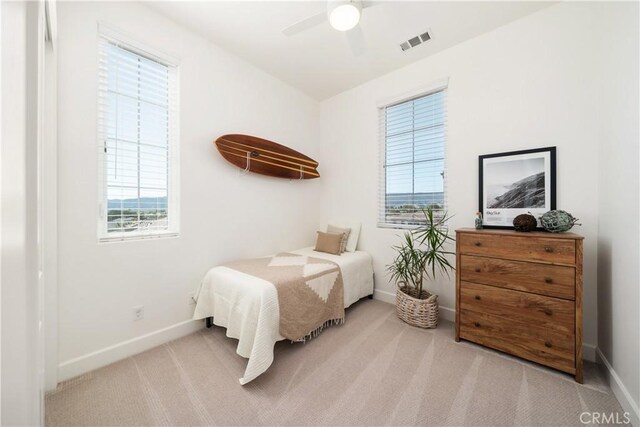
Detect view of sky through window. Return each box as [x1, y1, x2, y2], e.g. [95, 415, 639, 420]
[384, 90, 445, 224]
[102, 40, 172, 235]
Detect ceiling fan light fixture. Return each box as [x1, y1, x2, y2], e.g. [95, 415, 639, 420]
[328, 2, 361, 32]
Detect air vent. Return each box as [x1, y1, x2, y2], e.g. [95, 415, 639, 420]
[400, 30, 431, 52]
[408, 36, 421, 47]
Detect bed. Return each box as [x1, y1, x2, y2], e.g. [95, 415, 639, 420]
[192, 246, 374, 385]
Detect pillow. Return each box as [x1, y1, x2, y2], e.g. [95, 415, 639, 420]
[328, 222, 361, 252]
[327, 225, 351, 253]
[314, 231, 343, 255]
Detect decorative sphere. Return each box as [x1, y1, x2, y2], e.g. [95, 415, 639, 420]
[540, 210, 580, 233]
[513, 213, 537, 232]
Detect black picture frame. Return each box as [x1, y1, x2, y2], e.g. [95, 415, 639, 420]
[479, 146, 556, 229]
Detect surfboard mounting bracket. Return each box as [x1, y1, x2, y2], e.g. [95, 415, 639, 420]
[243, 152, 251, 174]
[289, 165, 305, 183]
[243, 150, 263, 174]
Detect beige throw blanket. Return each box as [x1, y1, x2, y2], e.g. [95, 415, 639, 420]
[224, 252, 345, 342]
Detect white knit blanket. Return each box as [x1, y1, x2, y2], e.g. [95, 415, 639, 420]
[192, 247, 374, 384]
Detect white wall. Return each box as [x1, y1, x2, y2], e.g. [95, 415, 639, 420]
[596, 1, 640, 423]
[318, 2, 602, 353]
[56, 1, 320, 381]
[1, 1, 42, 424]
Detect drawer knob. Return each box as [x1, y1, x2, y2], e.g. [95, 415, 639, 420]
[473, 322, 480, 327]
[544, 308, 553, 316]
[474, 268, 481, 273]
[474, 295, 481, 301]
[474, 242, 482, 247]
[544, 277, 553, 284]
[544, 246, 553, 253]
[544, 341, 552, 348]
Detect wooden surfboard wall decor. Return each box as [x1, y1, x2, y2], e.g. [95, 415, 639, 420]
[214, 134, 320, 180]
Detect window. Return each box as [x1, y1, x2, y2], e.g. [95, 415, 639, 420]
[98, 31, 179, 241]
[379, 88, 447, 227]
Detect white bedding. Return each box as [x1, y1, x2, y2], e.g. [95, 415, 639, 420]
[192, 247, 374, 384]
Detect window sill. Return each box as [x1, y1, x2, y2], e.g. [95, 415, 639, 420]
[98, 231, 179, 244]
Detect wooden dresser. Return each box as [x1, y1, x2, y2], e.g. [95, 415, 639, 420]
[455, 228, 584, 382]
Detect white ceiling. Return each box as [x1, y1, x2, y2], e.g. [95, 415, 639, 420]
[147, 1, 553, 101]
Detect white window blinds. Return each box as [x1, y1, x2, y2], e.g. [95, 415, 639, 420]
[98, 33, 179, 241]
[378, 88, 447, 227]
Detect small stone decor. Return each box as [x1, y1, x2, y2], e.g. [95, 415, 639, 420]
[513, 213, 537, 232]
[540, 210, 581, 233]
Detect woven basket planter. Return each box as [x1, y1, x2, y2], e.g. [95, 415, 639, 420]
[395, 285, 439, 329]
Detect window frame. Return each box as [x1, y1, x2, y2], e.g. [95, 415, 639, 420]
[377, 80, 448, 229]
[97, 25, 180, 243]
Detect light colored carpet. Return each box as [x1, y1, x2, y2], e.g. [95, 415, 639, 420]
[46, 300, 625, 426]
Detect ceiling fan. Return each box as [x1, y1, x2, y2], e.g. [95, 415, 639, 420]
[282, 0, 375, 57]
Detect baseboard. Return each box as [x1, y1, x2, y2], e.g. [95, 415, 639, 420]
[372, 289, 396, 304]
[596, 348, 640, 426]
[57, 319, 204, 384]
[373, 289, 594, 360]
[439, 306, 455, 322]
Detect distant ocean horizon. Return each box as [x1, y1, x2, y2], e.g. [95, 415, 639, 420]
[385, 192, 444, 207]
[108, 196, 168, 210]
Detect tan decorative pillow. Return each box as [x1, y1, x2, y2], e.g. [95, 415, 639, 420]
[327, 225, 351, 253]
[314, 231, 343, 255]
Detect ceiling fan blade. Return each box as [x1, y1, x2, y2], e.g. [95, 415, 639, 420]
[345, 26, 366, 57]
[282, 12, 326, 36]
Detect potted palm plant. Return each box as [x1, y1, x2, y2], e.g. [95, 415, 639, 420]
[387, 207, 455, 328]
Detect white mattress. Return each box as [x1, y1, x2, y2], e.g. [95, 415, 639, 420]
[192, 247, 374, 384]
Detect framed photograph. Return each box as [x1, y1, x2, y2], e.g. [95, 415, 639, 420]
[479, 147, 556, 229]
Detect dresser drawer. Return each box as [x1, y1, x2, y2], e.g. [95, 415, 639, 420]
[459, 233, 576, 265]
[459, 309, 575, 374]
[460, 281, 574, 334]
[460, 255, 575, 300]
